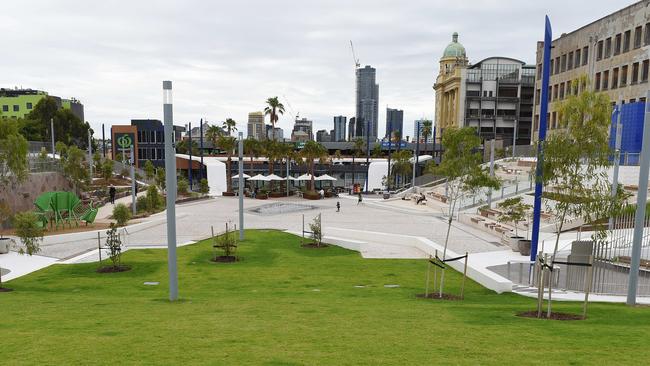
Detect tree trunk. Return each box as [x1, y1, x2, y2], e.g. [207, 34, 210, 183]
[439, 192, 458, 297]
[226, 156, 232, 192]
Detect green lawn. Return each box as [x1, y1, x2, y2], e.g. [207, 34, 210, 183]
[2, 230, 650, 365]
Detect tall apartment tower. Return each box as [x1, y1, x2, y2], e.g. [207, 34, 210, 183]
[532, 1, 650, 141]
[385, 108, 404, 139]
[356, 65, 379, 142]
[348, 117, 356, 140]
[247, 111, 265, 140]
[333, 115, 347, 142]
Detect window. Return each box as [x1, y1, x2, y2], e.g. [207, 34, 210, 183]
[621, 65, 629, 86]
[646, 23, 650, 45]
[635, 26, 643, 49]
[595, 72, 601, 90]
[566, 80, 572, 96]
[602, 70, 609, 89]
[597, 40, 603, 60]
[612, 67, 619, 89]
[568, 52, 574, 70]
[137, 131, 142, 143]
[12, 105, 19, 112]
[552, 112, 557, 129]
[582, 46, 589, 65]
[548, 86, 552, 100]
[623, 30, 631, 53]
[559, 83, 565, 100]
[604, 38, 612, 58]
[575, 49, 581, 67]
[1, 105, 7, 112]
[561, 54, 567, 72]
[631, 98, 637, 103]
[553, 84, 558, 100]
[554, 57, 560, 74]
[537, 63, 542, 79]
[26, 102, 32, 109]
[641, 97, 647, 103]
[614, 34, 622, 55]
[535, 89, 541, 105]
[633, 62, 640, 83]
[549, 60, 554, 75]
[643, 60, 649, 82]
[488, 91, 493, 97]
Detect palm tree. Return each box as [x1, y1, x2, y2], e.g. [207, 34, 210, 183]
[301, 140, 327, 192]
[244, 138, 260, 175]
[421, 119, 433, 147]
[217, 135, 237, 192]
[206, 125, 222, 154]
[352, 137, 365, 188]
[391, 150, 413, 188]
[222, 118, 237, 136]
[264, 97, 285, 140]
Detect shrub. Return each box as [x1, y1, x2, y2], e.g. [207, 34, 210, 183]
[136, 196, 148, 213]
[177, 177, 189, 195]
[105, 223, 123, 268]
[101, 159, 114, 182]
[199, 178, 210, 194]
[156, 168, 166, 190]
[309, 214, 322, 247]
[112, 203, 131, 227]
[146, 185, 162, 212]
[13, 212, 43, 255]
[213, 222, 237, 259]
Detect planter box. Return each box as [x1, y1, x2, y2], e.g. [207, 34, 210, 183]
[269, 192, 285, 198]
[222, 192, 236, 197]
[256, 194, 268, 200]
[518, 240, 532, 256]
[303, 192, 321, 200]
[509, 236, 523, 252]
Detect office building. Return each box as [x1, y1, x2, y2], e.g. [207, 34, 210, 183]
[0, 88, 84, 121]
[356, 65, 379, 142]
[247, 112, 265, 140]
[132, 119, 165, 168]
[533, 1, 650, 141]
[433, 33, 534, 144]
[333, 115, 347, 142]
[292, 117, 313, 141]
[266, 125, 284, 140]
[316, 129, 330, 142]
[348, 117, 356, 140]
[385, 108, 404, 139]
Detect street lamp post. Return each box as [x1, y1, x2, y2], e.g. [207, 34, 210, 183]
[163, 80, 178, 301]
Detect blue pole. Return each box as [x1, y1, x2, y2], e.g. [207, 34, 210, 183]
[199, 118, 204, 182]
[188, 122, 193, 191]
[530, 16, 553, 262]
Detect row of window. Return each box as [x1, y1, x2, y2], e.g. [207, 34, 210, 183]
[137, 130, 164, 144]
[596, 25, 648, 61]
[594, 60, 649, 91]
[1, 102, 33, 112]
[138, 148, 164, 161]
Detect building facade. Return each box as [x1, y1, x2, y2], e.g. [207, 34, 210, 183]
[385, 108, 404, 139]
[292, 117, 313, 141]
[433, 33, 533, 145]
[266, 125, 284, 140]
[348, 117, 356, 140]
[316, 129, 330, 142]
[333, 115, 347, 142]
[356, 65, 379, 142]
[533, 0, 650, 141]
[132, 119, 165, 168]
[247, 111, 265, 140]
[0, 88, 84, 121]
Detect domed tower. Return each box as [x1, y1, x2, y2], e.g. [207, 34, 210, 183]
[433, 32, 469, 144]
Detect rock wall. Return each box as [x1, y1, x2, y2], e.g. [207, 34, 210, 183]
[1, 172, 73, 214]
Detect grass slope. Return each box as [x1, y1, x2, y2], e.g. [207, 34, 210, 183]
[2, 230, 650, 365]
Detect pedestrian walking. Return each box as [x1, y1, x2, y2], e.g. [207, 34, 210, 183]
[357, 192, 363, 205]
[109, 185, 116, 204]
[336, 201, 340, 212]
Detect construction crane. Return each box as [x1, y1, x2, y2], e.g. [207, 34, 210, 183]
[350, 40, 360, 69]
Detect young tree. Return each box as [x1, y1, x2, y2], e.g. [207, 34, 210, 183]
[101, 159, 114, 183]
[144, 160, 155, 181]
[93, 151, 102, 173]
[61, 145, 90, 194]
[426, 126, 500, 296]
[155, 168, 166, 191]
[309, 214, 323, 247]
[264, 97, 285, 140]
[0, 119, 29, 190]
[496, 197, 531, 238]
[2, 212, 44, 290]
[391, 150, 413, 188]
[104, 223, 123, 269]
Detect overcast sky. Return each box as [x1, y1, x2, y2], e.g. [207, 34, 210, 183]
[0, 0, 637, 138]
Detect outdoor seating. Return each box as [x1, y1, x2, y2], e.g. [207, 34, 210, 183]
[34, 191, 98, 228]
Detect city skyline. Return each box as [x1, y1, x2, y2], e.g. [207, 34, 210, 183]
[0, 0, 636, 137]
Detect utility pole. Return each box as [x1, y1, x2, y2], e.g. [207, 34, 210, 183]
[487, 139, 495, 207]
[188, 122, 193, 191]
[414, 120, 420, 187]
[163, 80, 178, 301]
[199, 118, 204, 182]
[387, 123, 393, 191]
[130, 145, 136, 216]
[627, 90, 650, 306]
[238, 132, 245, 241]
[512, 119, 517, 158]
[88, 130, 93, 179]
[102, 123, 106, 158]
[609, 104, 622, 230]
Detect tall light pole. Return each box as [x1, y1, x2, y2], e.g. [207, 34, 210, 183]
[50, 118, 55, 158]
[188, 122, 193, 191]
[238, 132, 245, 241]
[627, 90, 650, 306]
[163, 80, 178, 301]
[609, 104, 622, 230]
[130, 145, 136, 216]
[88, 130, 93, 179]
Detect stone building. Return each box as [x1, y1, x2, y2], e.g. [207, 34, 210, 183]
[533, 0, 650, 141]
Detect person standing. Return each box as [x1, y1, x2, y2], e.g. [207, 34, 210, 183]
[109, 185, 116, 204]
[336, 201, 340, 212]
[357, 192, 363, 205]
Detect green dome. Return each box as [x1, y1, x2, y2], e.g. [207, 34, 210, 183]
[442, 32, 466, 58]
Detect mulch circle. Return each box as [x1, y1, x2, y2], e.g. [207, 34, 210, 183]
[0, 287, 14, 293]
[211, 256, 239, 263]
[301, 243, 329, 249]
[96, 265, 132, 273]
[416, 293, 463, 301]
[516, 310, 585, 321]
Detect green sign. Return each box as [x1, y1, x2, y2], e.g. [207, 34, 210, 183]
[115, 133, 134, 149]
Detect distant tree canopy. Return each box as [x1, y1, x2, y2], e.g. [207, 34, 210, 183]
[18, 96, 94, 149]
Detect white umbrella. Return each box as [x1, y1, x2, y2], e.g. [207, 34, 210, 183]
[248, 174, 271, 181]
[296, 174, 313, 181]
[266, 174, 285, 181]
[232, 173, 251, 179]
[315, 174, 337, 181]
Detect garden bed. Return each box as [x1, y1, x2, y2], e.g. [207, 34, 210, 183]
[96, 265, 132, 273]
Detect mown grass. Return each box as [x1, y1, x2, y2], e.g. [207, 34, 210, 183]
[2, 230, 649, 365]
